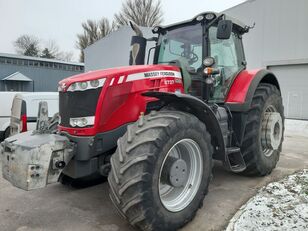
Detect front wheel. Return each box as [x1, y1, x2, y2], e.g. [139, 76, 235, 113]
[108, 111, 213, 230]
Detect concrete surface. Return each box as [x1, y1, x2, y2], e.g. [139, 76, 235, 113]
[0, 122, 307, 231]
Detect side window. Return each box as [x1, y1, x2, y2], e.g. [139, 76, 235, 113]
[209, 26, 243, 101]
[158, 39, 184, 62]
[209, 26, 242, 80]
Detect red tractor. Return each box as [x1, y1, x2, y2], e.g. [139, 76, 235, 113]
[1, 12, 284, 230]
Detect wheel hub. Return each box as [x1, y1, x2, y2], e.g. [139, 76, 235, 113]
[169, 158, 188, 187]
[159, 139, 203, 212]
[261, 112, 283, 156]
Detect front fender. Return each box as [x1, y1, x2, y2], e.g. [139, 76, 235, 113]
[143, 91, 226, 160]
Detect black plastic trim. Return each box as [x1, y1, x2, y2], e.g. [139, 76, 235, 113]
[143, 91, 226, 159]
[62, 123, 129, 161]
[61, 123, 130, 178]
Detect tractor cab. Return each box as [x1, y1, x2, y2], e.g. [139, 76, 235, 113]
[131, 12, 249, 102]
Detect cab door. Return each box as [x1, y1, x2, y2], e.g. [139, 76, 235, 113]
[208, 26, 245, 102]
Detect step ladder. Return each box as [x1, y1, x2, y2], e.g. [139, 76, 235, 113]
[225, 147, 246, 173]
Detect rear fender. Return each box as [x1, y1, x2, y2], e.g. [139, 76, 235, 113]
[143, 91, 226, 159]
[225, 69, 281, 145]
[226, 69, 280, 112]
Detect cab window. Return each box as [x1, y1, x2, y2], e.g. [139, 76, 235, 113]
[209, 26, 243, 101]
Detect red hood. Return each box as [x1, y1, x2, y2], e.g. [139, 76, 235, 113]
[59, 65, 180, 89]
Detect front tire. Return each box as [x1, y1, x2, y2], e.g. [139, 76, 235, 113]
[240, 83, 284, 176]
[108, 111, 213, 231]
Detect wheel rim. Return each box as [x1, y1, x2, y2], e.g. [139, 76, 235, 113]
[159, 139, 203, 212]
[261, 105, 283, 157]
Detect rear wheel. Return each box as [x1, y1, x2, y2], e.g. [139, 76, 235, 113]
[240, 83, 284, 176]
[108, 111, 213, 230]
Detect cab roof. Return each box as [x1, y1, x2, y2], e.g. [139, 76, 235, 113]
[157, 12, 247, 34]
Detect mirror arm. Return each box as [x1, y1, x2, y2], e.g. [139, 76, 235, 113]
[205, 14, 224, 30]
[242, 22, 256, 34]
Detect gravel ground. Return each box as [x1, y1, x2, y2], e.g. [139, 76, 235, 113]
[227, 169, 308, 231]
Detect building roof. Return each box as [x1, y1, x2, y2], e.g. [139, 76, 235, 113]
[0, 52, 84, 66]
[2, 72, 33, 82]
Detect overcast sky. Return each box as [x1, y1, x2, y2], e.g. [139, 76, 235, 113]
[0, 0, 246, 61]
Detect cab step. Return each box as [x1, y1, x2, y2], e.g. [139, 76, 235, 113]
[225, 147, 246, 173]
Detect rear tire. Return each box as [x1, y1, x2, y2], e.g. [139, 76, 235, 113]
[240, 83, 284, 176]
[108, 111, 213, 231]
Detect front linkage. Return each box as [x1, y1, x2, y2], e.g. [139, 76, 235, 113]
[0, 102, 74, 190]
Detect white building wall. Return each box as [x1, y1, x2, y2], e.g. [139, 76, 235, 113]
[224, 0, 308, 69]
[225, 0, 308, 119]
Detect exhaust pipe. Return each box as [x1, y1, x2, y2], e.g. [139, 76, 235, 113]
[129, 21, 147, 65]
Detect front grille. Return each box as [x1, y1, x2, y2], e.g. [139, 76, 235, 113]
[59, 88, 102, 127]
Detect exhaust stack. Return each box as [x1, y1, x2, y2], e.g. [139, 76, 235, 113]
[129, 21, 147, 65]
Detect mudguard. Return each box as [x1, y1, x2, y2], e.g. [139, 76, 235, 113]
[143, 91, 226, 160]
[225, 69, 280, 112]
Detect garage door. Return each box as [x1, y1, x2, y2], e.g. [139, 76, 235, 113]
[268, 64, 308, 120]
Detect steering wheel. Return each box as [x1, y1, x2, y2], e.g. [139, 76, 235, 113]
[181, 51, 198, 64]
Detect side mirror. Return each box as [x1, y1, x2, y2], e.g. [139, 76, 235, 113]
[217, 20, 233, 40]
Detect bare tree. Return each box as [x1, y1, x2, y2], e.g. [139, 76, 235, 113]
[57, 51, 74, 62]
[44, 40, 60, 57]
[114, 0, 163, 28]
[76, 17, 113, 62]
[14, 35, 40, 56]
[40, 48, 55, 59]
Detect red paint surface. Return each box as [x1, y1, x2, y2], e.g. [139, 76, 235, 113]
[21, 114, 27, 132]
[225, 69, 260, 104]
[58, 65, 184, 136]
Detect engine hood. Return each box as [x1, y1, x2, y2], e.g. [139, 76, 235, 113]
[58, 65, 180, 91]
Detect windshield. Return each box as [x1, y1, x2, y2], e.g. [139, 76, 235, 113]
[157, 23, 203, 70]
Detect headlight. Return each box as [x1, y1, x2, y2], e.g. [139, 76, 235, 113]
[78, 81, 88, 90]
[69, 116, 95, 127]
[90, 80, 99, 87]
[67, 78, 106, 92]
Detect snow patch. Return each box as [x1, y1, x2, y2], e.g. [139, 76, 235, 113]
[226, 170, 308, 231]
[285, 119, 308, 137]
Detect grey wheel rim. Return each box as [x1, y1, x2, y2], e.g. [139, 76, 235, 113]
[159, 139, 203, 212]
[261, 105, 283, 157]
